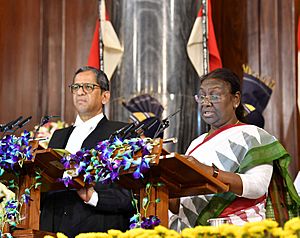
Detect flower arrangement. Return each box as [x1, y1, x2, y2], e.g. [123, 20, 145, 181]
[59, 137, 162, 229]
[60, 137, 158, 186]
[0, 131, 33, 175]
[44, 217, 300, 238]
[0, 131, 41, 237]
[130, 182, 162, 229]
[0, 126, 162, 235]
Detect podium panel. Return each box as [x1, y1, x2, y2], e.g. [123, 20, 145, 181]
[10, 140, 229, 232]
[118, 151, 229, 227]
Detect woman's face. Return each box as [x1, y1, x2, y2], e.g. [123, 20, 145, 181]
[199, 78, 240, 130]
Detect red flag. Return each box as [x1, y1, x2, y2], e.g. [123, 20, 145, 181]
[297, 17, 300, 113]
[87, 20, 101, 69]
[87, 0, 123, 80]
[187, 0, 222, 76]
[205, 0, 222, 71]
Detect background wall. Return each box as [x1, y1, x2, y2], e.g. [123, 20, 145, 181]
[212, 0, 299, 177]
[0, 0, 299, 177]
[0, 0, 98, 125]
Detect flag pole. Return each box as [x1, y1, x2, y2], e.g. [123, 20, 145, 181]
[98, 0, 104, 71]
[200, 0, 210, 134]
[201, 0, 209, 74]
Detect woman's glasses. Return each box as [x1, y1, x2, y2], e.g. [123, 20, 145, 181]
[69, 83, 100, 94]
[194, 94, 222, 104]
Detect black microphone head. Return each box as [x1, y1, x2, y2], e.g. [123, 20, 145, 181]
[153, 109, 181, 139]
[129, 117, 160, 139]
[141, 117, 162, 138]
[3, 116, 23, 131]
[41, 115, 60, 126]
[109, 123, 135, 141]
[17, 116, 32, 128]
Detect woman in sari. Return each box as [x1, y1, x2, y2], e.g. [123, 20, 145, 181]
[169, 68, 300, 231]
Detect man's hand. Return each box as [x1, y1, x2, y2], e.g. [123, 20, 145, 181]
[77, 186, 95, 202]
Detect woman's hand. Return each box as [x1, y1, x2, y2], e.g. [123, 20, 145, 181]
[185, 156, 243, 196]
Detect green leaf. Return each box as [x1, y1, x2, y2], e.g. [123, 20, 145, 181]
[34, 182, 42, 189]
[0, 168, 4, 176]
[131, 198, 138, 207]
[156, 182, 164, 187]
[146, 182, 151, 189]
[9, 221, 16, 227]
[86, 165, 94, 171]
[142, 197, 149, 208]
[8, 183, 15, 189]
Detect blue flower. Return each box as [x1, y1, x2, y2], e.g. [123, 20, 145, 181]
[140, 215, 161, 229]
[21, 192, 31, 204]
[133, 167, 142, 179]
[0, 132, 33, 175]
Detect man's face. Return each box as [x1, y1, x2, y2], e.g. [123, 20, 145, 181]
[72, 70, 110, 121]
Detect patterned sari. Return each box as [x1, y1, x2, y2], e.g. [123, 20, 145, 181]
[169, 124, 300, 231]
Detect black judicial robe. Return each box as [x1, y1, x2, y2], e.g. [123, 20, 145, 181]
[40, 116, 134, 237]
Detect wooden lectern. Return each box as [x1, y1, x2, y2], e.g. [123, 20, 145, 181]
[10, 141, 63, 238]
[118, 151, 229, 227]
[10, 139, 228, 236]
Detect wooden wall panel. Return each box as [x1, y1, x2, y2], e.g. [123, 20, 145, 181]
[212, 0, 247, 79]
[40, 0, 64, 119]
[0, 0, 97, 131]
[64, 0, 98, 123]
[213, 0, 299, 177]
[249, 0, 298, 177]
[277, 0, 298, 177]
[0, 0, 41, 131]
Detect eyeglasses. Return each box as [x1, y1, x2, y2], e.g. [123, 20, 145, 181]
[194, 94, 222, 104]
[69, 83, 100, 94]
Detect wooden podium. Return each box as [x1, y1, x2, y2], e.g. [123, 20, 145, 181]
[9, 141, 63, 238]
[118, 151, 229, 227]
[10, 140, 229, 236]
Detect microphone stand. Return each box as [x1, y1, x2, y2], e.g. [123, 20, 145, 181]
[153, 109, 181, 139]
[33, 115, 60, 140]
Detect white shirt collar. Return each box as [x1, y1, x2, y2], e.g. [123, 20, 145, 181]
[65, 113, 105, 154]
[73, 113, 104, 127]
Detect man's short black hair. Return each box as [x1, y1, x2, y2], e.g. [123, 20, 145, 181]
[73, 66, 109, 91]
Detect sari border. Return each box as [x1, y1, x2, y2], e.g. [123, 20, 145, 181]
[188, 123, 246, 156]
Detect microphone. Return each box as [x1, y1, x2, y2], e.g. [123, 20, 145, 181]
[0, 116, 23, 132]
[133, 117, 159, 137]
[17, 116, 33, 129]
[122, 117, 160, 139]
[11, 116, 32, 134]
[33, 115, 60, 139]
[40, 115, 60, 127]
[109, 123, 136, 141]
[153, 109, 181, 139]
